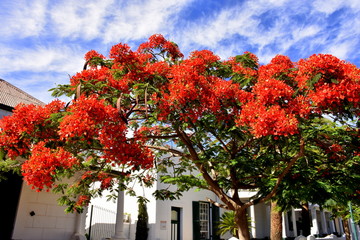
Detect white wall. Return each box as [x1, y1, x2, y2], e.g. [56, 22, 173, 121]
[12, 182, 77, 240]
[253, 203, 271, 238]
[151, 180, 220, 240]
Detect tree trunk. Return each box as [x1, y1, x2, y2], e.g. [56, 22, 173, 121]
[301, 203, 311, 236]
[343, 219, 351, 240]
[235, 208, 251, 240]
[270, 201, 283, 240]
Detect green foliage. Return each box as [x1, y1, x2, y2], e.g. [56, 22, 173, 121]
[217, 211, 238, 237]
[217, 211, 253, 237]
[0, 157, 22, 181]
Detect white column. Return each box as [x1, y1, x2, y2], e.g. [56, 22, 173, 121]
[282, 212, 288, 238]
[112, 190, 128, 240]
[311, 207, 319, 235]
[291, 208, 298, 237]
[266, 205, 271, 233]
[339, 218, 344, 234]
[72, 207, 88, 240]
[329, 218, 336, 234]
[320, 211, 327, 234]
[250, 205, 256, 238]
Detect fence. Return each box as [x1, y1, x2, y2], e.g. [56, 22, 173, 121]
[86, 205, 117, 240]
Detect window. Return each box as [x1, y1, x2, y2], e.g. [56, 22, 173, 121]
[193, 201, 220, 240]
[199, 202, 209, 239]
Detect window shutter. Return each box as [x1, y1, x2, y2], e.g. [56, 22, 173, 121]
[193, 201, 200, 240]
[212, 205, 220, 240]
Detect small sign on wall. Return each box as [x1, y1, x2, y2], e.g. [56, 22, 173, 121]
[160, 221, 166, 230]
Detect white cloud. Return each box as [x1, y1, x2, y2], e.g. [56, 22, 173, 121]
[178, 6, 258, 49]
[324, 40, 356, 59]
[49, 0, 115, 40]
[312, 0, 346, 15]
[292, 25, 322, 41]
[0, 44, 84, 75]
[313, 0, 360, 15]
[0, 0, 48, 38]
[102, 0, 194, 43]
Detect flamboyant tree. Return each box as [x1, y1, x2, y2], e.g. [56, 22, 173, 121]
[266, 119, 360, 239]
[0, 34, 359, 240]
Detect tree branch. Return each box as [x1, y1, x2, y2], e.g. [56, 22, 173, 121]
[175, 127, 239, 209]
[247, 137, 305, 207]
[207, 197, 230, 210]
[144, 145, 188, 158]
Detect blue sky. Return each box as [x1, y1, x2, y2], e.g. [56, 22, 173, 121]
[1, 0, 360, 103]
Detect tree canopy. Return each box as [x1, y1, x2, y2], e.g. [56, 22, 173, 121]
[0, 34, 359, 240]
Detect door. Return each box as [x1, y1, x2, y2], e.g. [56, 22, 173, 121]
[0, 172, 23, 240]
[171, 207, 181, 240]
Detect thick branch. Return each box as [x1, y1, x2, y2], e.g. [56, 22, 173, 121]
[246, 137, 305, 207]
[207, 197, 230, 210]
[144, 134, 178, 139]
[175, 127, 237, 209]
[144, 145, 188, 158]
[199, 120, 231, 155]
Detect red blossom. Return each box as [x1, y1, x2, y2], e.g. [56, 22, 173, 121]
[0, 100, 64, 159]
[21, 142, 78, 191]
[85, 50, 105, 61]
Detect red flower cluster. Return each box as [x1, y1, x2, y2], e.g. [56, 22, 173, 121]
[236, 55, 308, 137]
[226, 52, 259, 80]
[0, 100, 64, 158]
[138, 34, 183, 60]
[297, 54, 360, 114]
[75, 195, 91, 208]
[59, 95, 153, 169]
[21, 141, 78, 191]
[85, 50, 105, 61]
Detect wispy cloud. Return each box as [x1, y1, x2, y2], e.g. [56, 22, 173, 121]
[49, 0, 115, 40]
[102, 0, 194, 43]
[0, 0, 48, 38]
[0, 44, 84, 74]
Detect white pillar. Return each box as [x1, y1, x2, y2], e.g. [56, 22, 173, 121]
[329, 218, 336, 234]
[339, 218, 344, 234]
[291, 208, 298, 237]
[282, 212, 288, 238]
[320, 211, 327, 234]
[72, 207, 87, 240]
[311, 207, 319, 235]
[266, 204, 271, 234]
[250, 205, 256, 238]
[112, 190, 128, 240]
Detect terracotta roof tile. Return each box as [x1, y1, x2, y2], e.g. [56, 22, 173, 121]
[0, 79, 44, 108]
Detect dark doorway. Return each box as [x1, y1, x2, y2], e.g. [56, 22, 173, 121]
[0, 172, 23, 240]
[171, 207, 181, 240]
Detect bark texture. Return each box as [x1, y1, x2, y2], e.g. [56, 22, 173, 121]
[235, 208, 251, 240]
[270, 201, 283, 240]
[343, 219, 351, 240]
